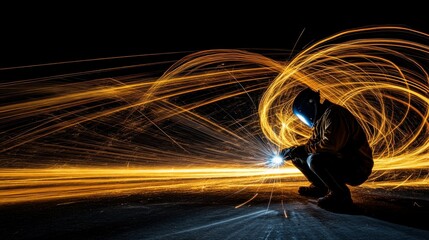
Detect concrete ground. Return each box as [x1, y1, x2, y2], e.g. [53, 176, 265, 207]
[1, 186, 428, 240]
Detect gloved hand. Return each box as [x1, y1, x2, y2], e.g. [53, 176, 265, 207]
[280, 145, 307, 160]
[280, 147, 295, 161]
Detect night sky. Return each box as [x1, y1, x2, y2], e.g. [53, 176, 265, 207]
[2, 4, 428, 68]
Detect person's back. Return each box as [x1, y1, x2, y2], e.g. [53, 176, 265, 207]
[306, 101, 373, 186]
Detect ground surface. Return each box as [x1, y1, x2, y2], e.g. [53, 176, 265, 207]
[1, 186, 428, 240]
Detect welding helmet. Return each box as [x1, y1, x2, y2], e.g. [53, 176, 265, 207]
[292, 87, 320, 128]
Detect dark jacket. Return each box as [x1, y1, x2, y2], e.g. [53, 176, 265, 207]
[305, 101, 374, 180]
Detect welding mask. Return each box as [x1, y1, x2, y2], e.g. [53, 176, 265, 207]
[292, 87, 320, 128]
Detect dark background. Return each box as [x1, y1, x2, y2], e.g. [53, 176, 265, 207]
[1, 3, 428, 68]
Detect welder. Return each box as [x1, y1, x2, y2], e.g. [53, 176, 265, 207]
[282, 87, 374, 210]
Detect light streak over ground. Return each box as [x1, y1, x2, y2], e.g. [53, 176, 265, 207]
[0, 167, 427, 205]
[0, 26, 428, 204]
[0, 167, 302, 204]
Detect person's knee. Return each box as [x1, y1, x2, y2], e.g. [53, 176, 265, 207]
[307, 154, 321, 172]
[307, 153, 333, 172]
[291, 157, 306, 168]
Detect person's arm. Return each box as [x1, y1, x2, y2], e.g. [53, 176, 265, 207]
[281, 144, 307, 160]
[305, 108, 349, 153]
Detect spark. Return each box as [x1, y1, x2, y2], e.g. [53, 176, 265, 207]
[235, 193, 259, 208]
[266, 153, 284, 168]
[0, 26, 428, 205]
[281, 200, 288, 218]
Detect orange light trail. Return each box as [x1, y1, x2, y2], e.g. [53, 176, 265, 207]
[0, 167, 302, 204]
[1, 167, 426, 205]
[259, 26, 429, 180]
[0, 26, 428, 205]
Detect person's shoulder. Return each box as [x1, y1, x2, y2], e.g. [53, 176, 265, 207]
[328, 102, 359, 122]
[326, 102, 343, 113]
[326, 102, 351, 117]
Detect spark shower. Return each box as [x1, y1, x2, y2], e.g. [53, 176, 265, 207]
[0, 26, 427, 204]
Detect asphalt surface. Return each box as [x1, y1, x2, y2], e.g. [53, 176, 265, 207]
[1, 186, 428, 240]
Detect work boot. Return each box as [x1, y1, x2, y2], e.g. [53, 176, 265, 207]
[317, 191, 353, 210]
[298, 184, 328, 198]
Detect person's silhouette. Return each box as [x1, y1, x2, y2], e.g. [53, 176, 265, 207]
[282, 87, 374, 210]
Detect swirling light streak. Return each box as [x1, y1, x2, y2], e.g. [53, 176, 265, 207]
[260, 26, 428, 171]
[0, 26, 427, 205]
